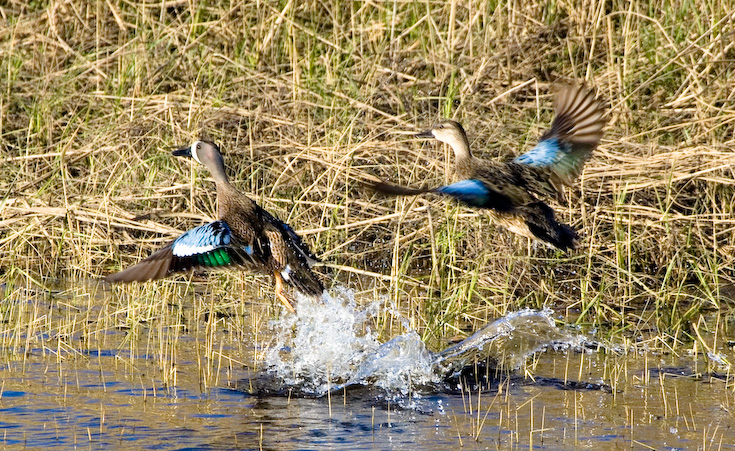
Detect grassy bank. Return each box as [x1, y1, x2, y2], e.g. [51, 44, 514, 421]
[1, 0, 735, 355]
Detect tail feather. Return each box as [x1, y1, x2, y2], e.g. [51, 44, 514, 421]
[287, 267, 325, 297]
[520, 202, 579, 251]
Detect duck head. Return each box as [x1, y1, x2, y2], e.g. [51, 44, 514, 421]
[415, 120, 471, 159]
[173, 140, 228, 184]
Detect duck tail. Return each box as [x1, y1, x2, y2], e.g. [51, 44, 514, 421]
[520, 202, 579, 251]
[283, 266, 325, 298]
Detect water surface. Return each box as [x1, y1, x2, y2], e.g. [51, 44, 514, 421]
[1, 285, 733, 450]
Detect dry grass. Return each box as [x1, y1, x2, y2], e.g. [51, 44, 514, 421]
[1, 0, 735, 354]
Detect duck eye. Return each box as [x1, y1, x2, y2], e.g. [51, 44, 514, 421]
[196, 143, 201, 149]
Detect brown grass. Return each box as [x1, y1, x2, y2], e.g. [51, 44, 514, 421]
[1, 0, 735, 352]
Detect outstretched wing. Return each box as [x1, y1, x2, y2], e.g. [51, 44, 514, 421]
[105, 220, 263, 283]
[513, 84, 607, 198]
[370, 178, 577, 250]
[369, 180, 435, 196]
[370, 178, 517, 212]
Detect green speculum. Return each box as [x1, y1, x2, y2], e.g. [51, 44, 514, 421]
[197, 249, 232, 267]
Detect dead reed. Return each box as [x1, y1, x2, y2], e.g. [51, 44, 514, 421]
[1, 0, 735, 355]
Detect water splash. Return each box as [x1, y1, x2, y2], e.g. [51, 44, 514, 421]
[258, 286, 590, 399]
[434, 308, 586, 377]
[341, 331, 439, 394]
[263, 286, 384, 395]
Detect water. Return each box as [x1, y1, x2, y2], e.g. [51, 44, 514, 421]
[1, 284, 735, 449]
[260, 287, 442, 398]
[258, 289, 588, 400]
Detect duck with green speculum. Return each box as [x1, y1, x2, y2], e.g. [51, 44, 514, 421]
[105, 140, 324, 312]
[370, 83, 607, 251]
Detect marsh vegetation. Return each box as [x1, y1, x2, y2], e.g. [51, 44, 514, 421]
[2, 0, 735, 448]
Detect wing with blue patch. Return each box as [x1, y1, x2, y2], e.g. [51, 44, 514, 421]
[170, 220, 266, 270]
[514, 84, 606, 188]
[171, 220, 234, 266]
[513, 137, 568, 168]
[105, 220, 263, 283]
[434, 179, 515, 212]
[371, 178, 517, 212]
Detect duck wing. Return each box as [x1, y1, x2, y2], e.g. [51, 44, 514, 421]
[370, 178, 518, 213]
[105, 220, 264, 283]
[370, 178, 577, 250]
[513, 84, 607, 200]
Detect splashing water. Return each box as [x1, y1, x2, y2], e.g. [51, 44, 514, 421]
[434, 307, 587, 376]
[259, 286, 590, 399]
[263, 286, 385, 395]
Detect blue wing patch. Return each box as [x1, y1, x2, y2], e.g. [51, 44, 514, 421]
[435, 179, 491, 207]
[172, 221, 232, 257]
[514, 137, 568, 167]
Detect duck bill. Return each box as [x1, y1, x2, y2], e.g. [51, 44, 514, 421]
[415, 129, 434, 138]
[172, 146, 192, 158]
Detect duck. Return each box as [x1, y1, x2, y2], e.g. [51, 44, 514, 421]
[370, 83, 607, 251]
[105, 140, 324, 312]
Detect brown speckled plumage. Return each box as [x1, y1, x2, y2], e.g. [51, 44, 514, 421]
[372, 84, 607, 251]
[106, 141, 323, 311]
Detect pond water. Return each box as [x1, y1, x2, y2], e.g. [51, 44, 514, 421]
[1, 284, 734, 450]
